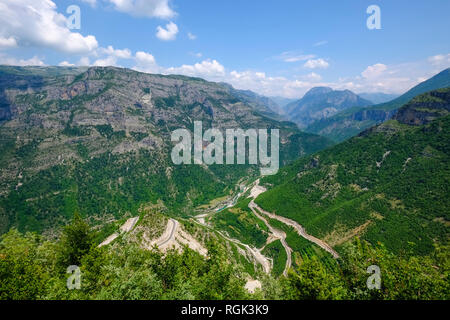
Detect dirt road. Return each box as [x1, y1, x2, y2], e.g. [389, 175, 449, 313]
[216, 230, 272, 274]
[250, 200, 340, 259]
[248, 202, 292, 276]
[149, 218, 208, 257]
[99, 216, 139, 247]
[155, 218, 178, 247]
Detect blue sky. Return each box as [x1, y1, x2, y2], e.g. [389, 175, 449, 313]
[0, 0, 449, 97]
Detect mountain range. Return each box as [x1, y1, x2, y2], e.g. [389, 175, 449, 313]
[305, 68, 450, 142]
[0, 65, 332, 234]
[1, 65, 448, 300]
[282, 87, 373, 129]
[256, 87, 450, 256]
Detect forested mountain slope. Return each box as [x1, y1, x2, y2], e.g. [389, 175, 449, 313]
[256, 87, 450, 256]
[0, 66, 332, 234]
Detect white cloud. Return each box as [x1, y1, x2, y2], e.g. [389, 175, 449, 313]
[276, 51, 316, 63]
[133, 51, 161, 73]
[304, 72, 322, 81]
[428, 54, 450, 68]
[0, 54, 45, 66]
[166, 59, 226, 79]
[159, 54, 450, 98]
[156, 22, 179, 41]
[78, 57, 91, 66]
[0, 36, 17, 49]
[107, 0, 175, 19]
[100, 45, 132, 59]
[313, 40, 328, 47]
[187, 32, 197, 40]
[226, 70, 326, 98]
[93, 55, 118, 66]
[361, 63, 387, 79]
[58, 61, 75, 66]
[341, 62, 425, 94]
[304, 58, 329, 69]
[0, 0, 98, 54]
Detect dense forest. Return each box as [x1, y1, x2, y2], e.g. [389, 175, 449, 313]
[1, 214, 448, 300]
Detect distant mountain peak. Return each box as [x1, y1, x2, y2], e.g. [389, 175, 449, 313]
[304, 86, 333, 97]
[284, 87, 372, 128]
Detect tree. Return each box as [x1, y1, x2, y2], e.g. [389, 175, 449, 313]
[0, 229, 47, 299]
[57, 212, 94, 270]
[285, 255, 348, 300]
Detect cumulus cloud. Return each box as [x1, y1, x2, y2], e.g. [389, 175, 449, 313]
[78, 56, 91, 66]
[58, 61, 75, 66]
[0, 54, 45, 66]
[226, 70, 327, 98]
[0, 0, 98, 54]
[304, 58, 329, 69]
[0, 36, 17, 49]
[304, 72, 322, 81]
[337, 62, 420, 94]
[93, 55, 118, 67]
[106, 0, 176, 19]
[166, 59, 226, 79]
[100, 46, 132, 59]
[151, 54, 450, 98]
[156, 22, 179, 41]
[361, 63, 387, 79]
[133, 51, 161, 73]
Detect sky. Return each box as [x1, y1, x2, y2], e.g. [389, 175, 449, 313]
[0, 0, 449, 98]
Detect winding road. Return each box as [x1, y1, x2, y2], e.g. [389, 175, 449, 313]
[248, 203, 292, 276]
[192, 178, 339, 277]
[219, 231, 272, 274]
[155, 218, 179, 247]
[249, 200, 340, 259]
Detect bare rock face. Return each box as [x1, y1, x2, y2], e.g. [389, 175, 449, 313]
[285, 87, 373, 128]
[394, 88, 450, 126]
[0, 66, 332, 233]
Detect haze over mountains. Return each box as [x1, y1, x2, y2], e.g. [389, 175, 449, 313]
[255, 69, 450, 143]
[282, 87, 373, 129]
[357, 92, 399, 104]
[305, 68, 450, 142]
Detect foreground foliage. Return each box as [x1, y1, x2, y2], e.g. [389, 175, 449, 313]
[1, 216, 448, 300]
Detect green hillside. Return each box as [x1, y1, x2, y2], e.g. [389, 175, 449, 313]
[257, 88, 450, 256]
